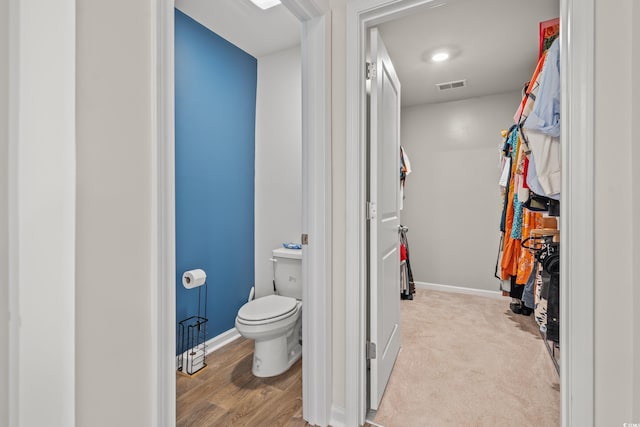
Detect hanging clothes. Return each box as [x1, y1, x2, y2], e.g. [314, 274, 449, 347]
[516, 210, 543, 284]
[498, 156, 511, 188]
[523, 130, 561, 197]
[524, 38, 561, 138]
[510, 139, 530, 240]
[526, 152, 560, 201]
[514, 50, 548, 124]
[499, 125, 543, 284]
[518, 37, 561, 198]
[499, 127, 522, 280]
[400, 146, 412, 210]
[399, 226, 415, 299]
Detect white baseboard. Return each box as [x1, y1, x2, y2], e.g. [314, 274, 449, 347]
[415, 281, 507, 300]
[175, 327, 242, 369]
[329, 405, 345, 427]
[204, 327, 242, 356]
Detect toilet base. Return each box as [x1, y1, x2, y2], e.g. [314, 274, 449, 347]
[251, 317, 302, 377]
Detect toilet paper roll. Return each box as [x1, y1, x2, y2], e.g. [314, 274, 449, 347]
[182, 269, 207, 289]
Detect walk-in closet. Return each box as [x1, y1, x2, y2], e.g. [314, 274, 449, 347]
[368, 1, 562, 425]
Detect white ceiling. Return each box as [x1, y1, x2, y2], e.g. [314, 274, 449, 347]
[175, 0, 300, 58]
[178, 0, 559, 107]
[378, 0, 559, 107]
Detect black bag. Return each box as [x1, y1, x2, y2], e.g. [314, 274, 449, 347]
[523, 193, 551, 212]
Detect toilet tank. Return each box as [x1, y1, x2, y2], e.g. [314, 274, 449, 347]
[272, 248, 302, 300]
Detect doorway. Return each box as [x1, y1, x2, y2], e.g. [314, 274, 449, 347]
[366, 2, 561, 421]
[156, 0, 332, 425]
[346, 0, 595, 426]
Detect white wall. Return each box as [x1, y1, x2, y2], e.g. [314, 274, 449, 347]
[254, 46, 302, 298]
[633, 0, 640, 419]
[0, 0, 9, 424]
[9, 1, 76, 426]
[76, 1, 153, 426]
[594, 0, 635, 424]
[400, 91, 522, 291]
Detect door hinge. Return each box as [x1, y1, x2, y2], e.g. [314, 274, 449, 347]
[301, 234, 309, 245]
[366, 62, 376, 80]
[366, 342, 377, 360]
[366, 201, 377, 220]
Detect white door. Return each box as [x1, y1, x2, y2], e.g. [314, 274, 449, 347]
[368, 27, 401, 410]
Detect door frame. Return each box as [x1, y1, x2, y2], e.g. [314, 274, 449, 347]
[345, 0, 595, 426]
[152, 1, 332, 426]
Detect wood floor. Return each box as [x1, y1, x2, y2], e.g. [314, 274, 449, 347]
[176, 337, 305, 426]
[177, 337, 377, 427]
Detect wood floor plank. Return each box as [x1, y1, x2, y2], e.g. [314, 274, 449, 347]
[212, 372, 280, 411]
[283, 399, 306, 427]
[176, 399, 227, 427]
[195, 339, 254, 382]
[178, 351, 252, 405]
[282, 417, 308, 427]
[208, 363, 262, 409]
[260, 358, 302, 392]
[217, 383, 283, 421]
[237, 385, 303, 427]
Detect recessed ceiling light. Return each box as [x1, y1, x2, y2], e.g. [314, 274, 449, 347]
[249, 0, 281, 10]
[422, 47, 460, 63]
[431, 51, 450, 62]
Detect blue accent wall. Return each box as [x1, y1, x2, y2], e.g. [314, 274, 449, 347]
[175, 9, 256, 352]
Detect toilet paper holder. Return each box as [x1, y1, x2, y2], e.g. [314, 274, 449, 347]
[177, 270, 208, 375]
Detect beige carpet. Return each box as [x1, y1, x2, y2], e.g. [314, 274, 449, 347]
[373, 288, 560, 427]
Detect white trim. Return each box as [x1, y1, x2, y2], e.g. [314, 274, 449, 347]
[153, 0, 176, 426]
[155, 1, 332, 426]
[364, 419, 385, 427]
[560, 0, 595, 425]
[175, 327, 242, 369]
[346, 1, 595, 427]
[281, 0, 328, 20]
[414, 282, 508, 300]
[7, 0, 20, 424]
[345, 3, 367, 425]
[205, 328, 242, 356]
[296, 5, 333, 425]
[329, 405, 346, 427]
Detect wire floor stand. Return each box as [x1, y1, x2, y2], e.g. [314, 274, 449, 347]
[177, 281, 208, 375]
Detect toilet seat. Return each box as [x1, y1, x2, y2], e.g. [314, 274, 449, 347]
[236, 295, 299, 326]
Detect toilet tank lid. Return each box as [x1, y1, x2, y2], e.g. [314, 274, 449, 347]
[272, 247, 302, 260]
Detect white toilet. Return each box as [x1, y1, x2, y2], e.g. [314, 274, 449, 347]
[235, 247, 302, 377]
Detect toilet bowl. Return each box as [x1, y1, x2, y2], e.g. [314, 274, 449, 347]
[235, 247, 303, 377]
[235, 294, 302, 377]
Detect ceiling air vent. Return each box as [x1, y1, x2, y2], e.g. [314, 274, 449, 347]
[436, 79, 466, 91]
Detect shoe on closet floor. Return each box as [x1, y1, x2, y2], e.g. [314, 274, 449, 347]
[509, 302, 522, 314]
[520, 305, 533, 316]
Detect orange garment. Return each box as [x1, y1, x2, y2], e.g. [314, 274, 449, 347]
[500, 133, 522, 280]
[501, 130, 544, 282]
[516, 210, 543, 283]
